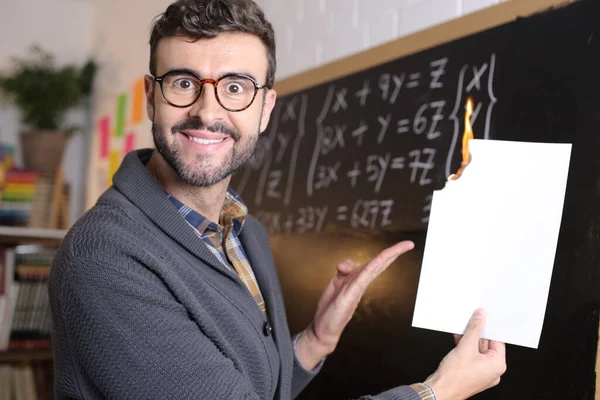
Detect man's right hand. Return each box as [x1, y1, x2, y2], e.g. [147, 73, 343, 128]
[424, 309, 507, 400]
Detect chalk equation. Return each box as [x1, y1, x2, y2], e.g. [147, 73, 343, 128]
[255, 198, 394, 235]
[232, 53, 498, 233]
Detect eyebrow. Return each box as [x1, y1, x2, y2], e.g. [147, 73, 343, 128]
[219, 71, 261, 83]
[163, 68, 201, 78]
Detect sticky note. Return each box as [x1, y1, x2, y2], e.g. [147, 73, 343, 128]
[109, 151, 121, 184]
[98, 116, 110, 159]
[115, 93, 127, 137]
[131, 78, 145, 125]
[125, 133, 135, 154]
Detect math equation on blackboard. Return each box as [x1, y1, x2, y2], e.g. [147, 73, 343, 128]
[231, 52, 498, 235]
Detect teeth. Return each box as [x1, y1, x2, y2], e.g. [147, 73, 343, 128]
[186, 135, 225, 144]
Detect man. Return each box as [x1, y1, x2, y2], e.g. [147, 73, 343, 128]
[49, 0, 506, 399]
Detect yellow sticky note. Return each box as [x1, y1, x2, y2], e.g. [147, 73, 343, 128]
[109, 151, 121, 184]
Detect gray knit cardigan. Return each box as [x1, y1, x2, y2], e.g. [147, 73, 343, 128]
[49, 149, 421, 400]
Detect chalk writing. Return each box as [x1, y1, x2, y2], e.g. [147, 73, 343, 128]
[232, 52, 498, 233]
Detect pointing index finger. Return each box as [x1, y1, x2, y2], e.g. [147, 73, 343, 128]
[368, 241, 415, 271]
[353, 241, 415, 289]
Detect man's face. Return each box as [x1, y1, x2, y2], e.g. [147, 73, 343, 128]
[145, 33, 277, 187]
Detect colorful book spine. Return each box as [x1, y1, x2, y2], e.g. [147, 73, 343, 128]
[0, 170, 39, 226]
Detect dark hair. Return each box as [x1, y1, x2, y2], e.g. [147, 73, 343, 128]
[149, 0, 276, 88]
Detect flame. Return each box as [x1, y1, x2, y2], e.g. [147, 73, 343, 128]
[450, 97, 474, 180]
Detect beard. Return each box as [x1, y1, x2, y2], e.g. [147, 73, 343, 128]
[152, 118, 259, 187]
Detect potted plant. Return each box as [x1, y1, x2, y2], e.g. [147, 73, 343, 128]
[0, 45, 96, 174]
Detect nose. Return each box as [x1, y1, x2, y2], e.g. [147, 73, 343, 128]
[188, 81, 226, 123]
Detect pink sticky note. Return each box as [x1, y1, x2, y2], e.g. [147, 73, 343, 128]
[125, 133, 136, 153]
[99, 116, 110, 158]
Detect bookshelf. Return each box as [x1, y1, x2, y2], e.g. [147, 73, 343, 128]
[0, 147, 67, 397]
[0, 227, 64, 365]
[0, 223, 60, 399]
[0, 168, 67, 374]
[0, 227, 66, 246]
[0, 348, 53, 364]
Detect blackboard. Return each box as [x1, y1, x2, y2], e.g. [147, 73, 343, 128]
[230, 0, 600, 398]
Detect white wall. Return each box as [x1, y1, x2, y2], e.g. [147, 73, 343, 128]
[86, 0, 505, 206]
[90, 0, 170, 152]
[85, 0, 171, 208]
[0, 0, 512, 219]
[0, 0, 94, 226]
[257, 0, 506, 80]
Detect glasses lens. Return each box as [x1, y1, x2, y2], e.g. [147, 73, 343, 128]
[161, 73, 201, 107]
[217, 76, 256, 111]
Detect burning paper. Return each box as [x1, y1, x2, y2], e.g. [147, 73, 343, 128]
[412, 100, 572, 348]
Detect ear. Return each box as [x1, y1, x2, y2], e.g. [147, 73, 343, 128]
[144, 75, 156, 121]
[259, 89, 278, 133]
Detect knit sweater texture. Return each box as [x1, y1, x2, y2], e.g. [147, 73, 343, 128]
[49, 149, 421, 400]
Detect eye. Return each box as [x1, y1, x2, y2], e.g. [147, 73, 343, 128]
[224, 81, 246, 95]
[172, 78, 198, 90]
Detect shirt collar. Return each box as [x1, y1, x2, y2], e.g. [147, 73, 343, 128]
[167, 188, 247, 235]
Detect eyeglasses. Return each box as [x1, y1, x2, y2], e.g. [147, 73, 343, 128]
[153, 70, 268, 112]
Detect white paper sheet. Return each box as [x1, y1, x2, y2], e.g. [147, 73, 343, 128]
[412, 139, 572, 348]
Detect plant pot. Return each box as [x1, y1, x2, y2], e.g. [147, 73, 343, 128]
[20, 130, 68, 174]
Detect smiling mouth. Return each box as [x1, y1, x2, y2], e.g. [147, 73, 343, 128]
[184, 134, 227, 145]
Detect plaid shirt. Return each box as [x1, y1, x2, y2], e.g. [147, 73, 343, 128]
[169, 193, 436, 397]
[409, 383, 436, 400]
[168, 189, 267, 317]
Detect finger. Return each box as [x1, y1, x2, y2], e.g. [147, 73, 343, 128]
[461, 308, 486, 344]
[453, 334, 463, 346]
[479, 338, 490, 353]
[343, 241, 415, 299]
[488, 340, 506, 358]
[337, 259, 357, 275]
[364, 241, 415, 276]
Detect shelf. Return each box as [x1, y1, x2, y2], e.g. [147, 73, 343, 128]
[0, 226, 67, 245]
[0, 348, 53, 363]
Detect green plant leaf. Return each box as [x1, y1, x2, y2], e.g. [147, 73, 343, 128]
[0, 44, 97, 133]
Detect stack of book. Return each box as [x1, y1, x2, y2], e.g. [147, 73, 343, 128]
[0, 361, 53, 400]
[27, 173, 54, 229]
[0, 245, 54, 351]
[0, 247, 16, 351]
[0, 171, 39, 227]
